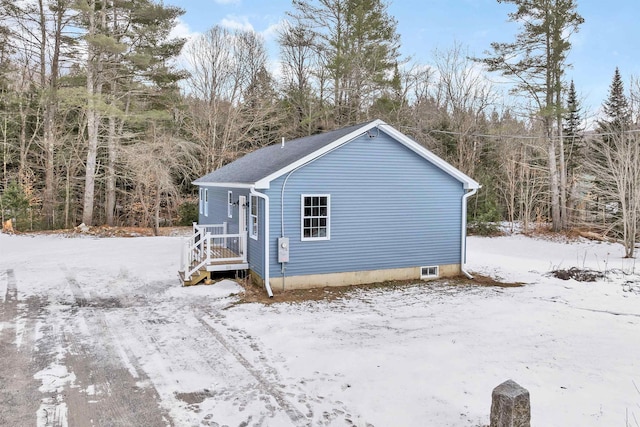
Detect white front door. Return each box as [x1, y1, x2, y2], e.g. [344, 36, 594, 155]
[238, 196, 247, 257]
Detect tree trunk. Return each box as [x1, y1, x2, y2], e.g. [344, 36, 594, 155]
[547, 132, 561, 231]
[557, 121, 567, 229]
[153, 184, 161, 236]
[82, 0, 101, 226]
[106, 113, 116, 226]
[83, 92, 99, 226]
[42, 104, 56, 228]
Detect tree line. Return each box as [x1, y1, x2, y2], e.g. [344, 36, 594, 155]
[1, 0, 639, 254]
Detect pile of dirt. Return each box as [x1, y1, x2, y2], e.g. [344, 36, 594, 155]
[551, 267, 605, 282]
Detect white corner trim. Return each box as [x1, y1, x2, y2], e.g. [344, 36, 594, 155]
[250, 187, 273, 298]
[461, 187, 478, 279]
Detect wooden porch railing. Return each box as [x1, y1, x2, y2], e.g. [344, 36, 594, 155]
[180, 222, 248, 282]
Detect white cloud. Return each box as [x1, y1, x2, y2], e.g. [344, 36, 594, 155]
[262, 19, 286, 42]
[167, 18, 202, 77]
[220, 15, 254, 32]
[170, 18, 199, 41]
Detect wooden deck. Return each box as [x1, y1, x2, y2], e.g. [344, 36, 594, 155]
[207, 246, 241, 260]
[205, 247, 249, 271]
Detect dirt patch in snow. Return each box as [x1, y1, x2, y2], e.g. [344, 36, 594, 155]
[174, 389, 216, 405]
[524, 225, 615, 244]
[13, 225, 192, 238]
[236, 274, 523, 305]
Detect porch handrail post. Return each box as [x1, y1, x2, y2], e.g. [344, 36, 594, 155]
[223, 221, 227, 248]
[242, 231, 247, 262]
[195, 228, 202, 258]
[181, 238, 187, 274]
[205, 232, 212, 264]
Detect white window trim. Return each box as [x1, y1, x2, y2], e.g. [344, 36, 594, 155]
[227, 191, 233, 218]
[301, 194, 330, 241]
[420, 266, 439, 279]
[204, 188, 209, 217]
[199, 188, 203, 215]
[249, 195, 259, 240]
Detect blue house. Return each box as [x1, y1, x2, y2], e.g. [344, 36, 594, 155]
[179, 120, 480, 296]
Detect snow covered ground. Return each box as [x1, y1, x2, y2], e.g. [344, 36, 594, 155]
[0, 231, 639, 426]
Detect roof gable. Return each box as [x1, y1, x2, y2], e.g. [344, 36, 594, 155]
[194, 120, 480, 190]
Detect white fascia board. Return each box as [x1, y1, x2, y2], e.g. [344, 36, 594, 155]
[191, 182, 255, 189]
[379, 124, 481, 190]
[254, 119, 386, 189]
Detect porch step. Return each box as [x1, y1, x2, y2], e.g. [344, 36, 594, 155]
[179, 268, 210, 287]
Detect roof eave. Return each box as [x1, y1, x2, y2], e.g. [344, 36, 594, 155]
[191, 181, 256, 189]
[378, 123, 481, 190]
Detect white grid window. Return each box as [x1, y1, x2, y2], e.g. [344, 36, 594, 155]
[301, 194, 330, 241]
[250, 195, 259, 240]
[199, 188, 203, 215]
[204, 188, 209, 216]
[227, 191, 233, 218]
[421, 266, 439, 279]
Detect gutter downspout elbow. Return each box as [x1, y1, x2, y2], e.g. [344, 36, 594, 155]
[250, 187, 273, 298]
[461, 187, 479, 279]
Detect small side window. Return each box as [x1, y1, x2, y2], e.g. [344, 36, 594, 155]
[204, 189, 209, 216]
[420, 266, 439, 279]
[250, 195, 259, 240]
[228, 191, 233, 218]
[199, 188, 203, 215]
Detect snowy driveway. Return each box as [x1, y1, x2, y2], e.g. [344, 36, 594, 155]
[1, 232, 639, 426]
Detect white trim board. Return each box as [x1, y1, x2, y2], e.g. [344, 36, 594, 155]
[254, 120, 479, 190]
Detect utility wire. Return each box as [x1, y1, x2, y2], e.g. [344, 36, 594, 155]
[392, 125, 640, 141]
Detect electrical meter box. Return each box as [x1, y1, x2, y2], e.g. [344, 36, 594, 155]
[278, 237, 289, 263]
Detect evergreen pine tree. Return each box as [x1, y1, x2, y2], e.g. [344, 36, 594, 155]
[599, 67, 631, 133]
[477, 0, 583, 231]
[290, 0, 401, 126]
[563, 80, 584, 172]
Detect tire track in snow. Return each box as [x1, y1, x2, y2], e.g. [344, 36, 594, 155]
[3, 269, 17, 317]
[0, 269, 47, 426]
[197, 315, 309, 426]
[62, 267, 142, 378]
[0, 269, 17, 328]
[60, 266, 173, 426]
[5, 269, 17, 302]
[536, 296, 640, 318]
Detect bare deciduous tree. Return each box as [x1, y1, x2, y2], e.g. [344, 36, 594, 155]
[586, 130, 640, 257]
[185, 26, 275, 173]
[433, 44, 496, 177]
[122, 126, 199, 235]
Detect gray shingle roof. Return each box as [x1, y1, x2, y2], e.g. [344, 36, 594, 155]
[194, 121, 374, 185]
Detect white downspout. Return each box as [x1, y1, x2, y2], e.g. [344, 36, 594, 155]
[250, 186, 273, 298]
[461, 187, 478, 279]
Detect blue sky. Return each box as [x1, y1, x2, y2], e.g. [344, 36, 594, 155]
[170, 0, 639, 118]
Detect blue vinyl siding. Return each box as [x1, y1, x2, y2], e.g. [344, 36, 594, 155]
[265, 130, 465, 278]
[199, 187, 251, 233]
[199, 187, 228, 226]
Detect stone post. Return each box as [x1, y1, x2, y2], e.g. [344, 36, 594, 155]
[490, 379, 530, 427]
